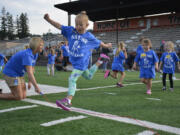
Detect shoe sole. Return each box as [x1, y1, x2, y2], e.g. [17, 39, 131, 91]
[56, 101, 71, 111]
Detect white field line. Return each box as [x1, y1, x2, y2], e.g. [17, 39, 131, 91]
[77, 81, 160, 91]
[136, 130, 155, 135]
[77, 79, 180, 91]
[0, 105, 38, 113]
[146, 98, 161, 101]
[23, 98, 180, 135]
[40, 115, 87, 127]
[104, 92, 117, 95]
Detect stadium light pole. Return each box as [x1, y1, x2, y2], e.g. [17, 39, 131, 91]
[68, 0, 71, 26]
[116, 8, 119, 45]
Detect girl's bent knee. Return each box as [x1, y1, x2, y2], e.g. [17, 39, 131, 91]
[14, 95, 24, 100]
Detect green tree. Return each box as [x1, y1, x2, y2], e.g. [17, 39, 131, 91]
[19, 13, 29, 38]
[15, 15, 20, 39]
[0, 7, 7, 40]
[7, 12, 15, 40]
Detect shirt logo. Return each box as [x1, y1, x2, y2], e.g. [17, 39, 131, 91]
[141, 53, 146, 57]
[166, 55, 171, 58]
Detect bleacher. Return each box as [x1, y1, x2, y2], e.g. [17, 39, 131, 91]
[93, 25, 180, 53]
[0, 35, 64, 56]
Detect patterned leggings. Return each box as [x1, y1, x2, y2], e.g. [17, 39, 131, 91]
[68, 64, 98, 96]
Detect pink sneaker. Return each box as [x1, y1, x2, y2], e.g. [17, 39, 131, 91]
[56, 98, 72, 111]
[146, 90, 151, 95]
[104, 70, 110, 78]
[100, 53, 110, 61]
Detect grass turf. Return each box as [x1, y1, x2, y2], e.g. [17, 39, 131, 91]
[0, 66, 180, 135]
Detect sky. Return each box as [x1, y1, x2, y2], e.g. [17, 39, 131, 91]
[0, 0, 93, 35]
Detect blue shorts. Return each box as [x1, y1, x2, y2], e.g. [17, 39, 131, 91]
[112, 63, 124, 72]
[140, 68, 155, 79]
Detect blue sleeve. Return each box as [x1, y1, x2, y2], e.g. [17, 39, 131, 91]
[61, 25, 74, 39]
[22, 54, 34, 66]
[88, 33, 101, 49]
[153, 51, 159, 63]
[173, 52, 179, 63]
[160, 53, 164, 62]
[32, 54, 38, 66]
[134, 53, 140, 63]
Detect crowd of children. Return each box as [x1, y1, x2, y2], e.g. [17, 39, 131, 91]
[0, 11, 179, 112]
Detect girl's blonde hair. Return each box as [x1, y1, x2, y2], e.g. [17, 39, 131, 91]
[50, 48, 55, 55]
[115, 41, 125, 56]
[142, 38, 152, 49]
[165, 41, 174, 51]
[29, 37, 44, 51]
[75, 11, 89, 24]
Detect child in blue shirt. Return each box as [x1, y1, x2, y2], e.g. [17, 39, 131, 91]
[46, 48, 57, 76]
[0, 53, 7, 72]
[44, 11, 112, 111]
[60, 40, 69, 71]
[133, 38, 159, 95]
[159, 41, 180, 91]
[0, 53, 8, 93]
[0, 37, 44, 100]
[104, 41, 127, 87]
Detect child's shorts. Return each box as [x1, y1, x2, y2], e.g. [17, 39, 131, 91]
[3, 75, 25, 86]
[140, 70, 155, 79]
[112, 64, 124, 72]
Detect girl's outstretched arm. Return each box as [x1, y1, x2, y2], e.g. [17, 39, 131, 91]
[44, 13, 62, 29]
[100, 42, 112, 48]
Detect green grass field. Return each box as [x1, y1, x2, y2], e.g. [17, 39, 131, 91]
[0, 66, 180, 135]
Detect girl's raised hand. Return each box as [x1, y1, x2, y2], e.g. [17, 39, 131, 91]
[44, 14, 50, 21]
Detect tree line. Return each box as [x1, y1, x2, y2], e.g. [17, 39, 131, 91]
[0, 6, 30, 40]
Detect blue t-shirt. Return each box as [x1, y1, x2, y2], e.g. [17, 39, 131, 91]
[3, 48, 38, 77]
[160, 52, 179, 74]
[61, 25, 101, 71]
[112, 51, 125, 71]
[61, 45, 69, 57]
[48, 54, 56, 64]
[0, 54, 5, 66]
[135, 50, 159, 78]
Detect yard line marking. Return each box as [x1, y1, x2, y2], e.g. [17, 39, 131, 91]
[104, 92, 117, 95]
[0, 105, 38, 113]
[146, 98, 161, 101]
[78, 79, 180, 91]
[40, 115, 87, 127]
[23, 98, 180, 135]
[136, 130, 155, 135]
